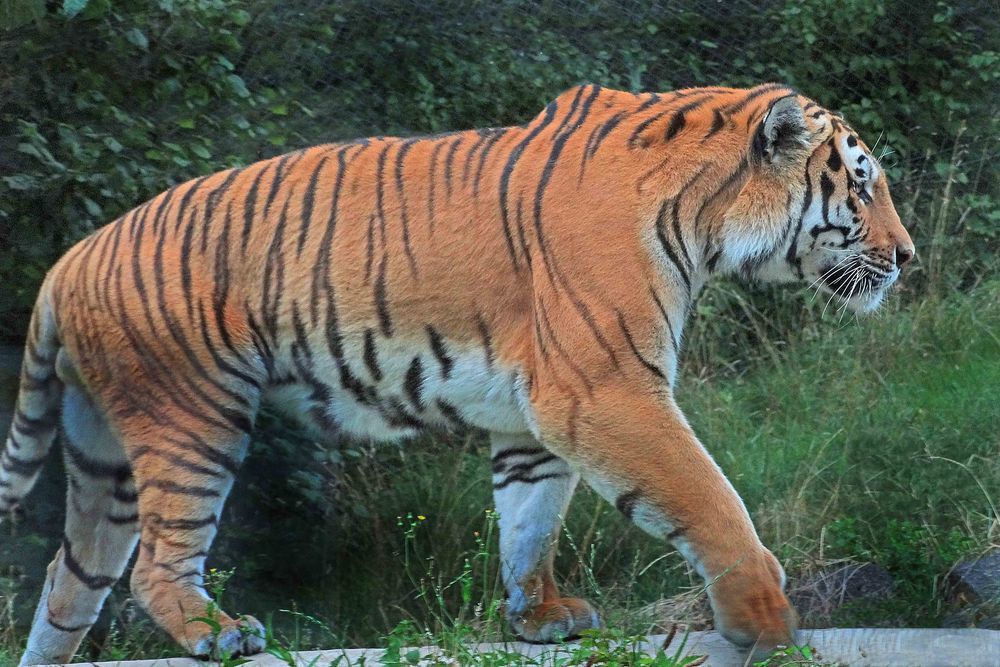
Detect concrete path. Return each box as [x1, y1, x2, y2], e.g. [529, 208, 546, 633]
[44, 628, 1000, 666]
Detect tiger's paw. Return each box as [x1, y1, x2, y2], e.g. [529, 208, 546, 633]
[509, 598, 601, 643]
[189, 615, 266, 659]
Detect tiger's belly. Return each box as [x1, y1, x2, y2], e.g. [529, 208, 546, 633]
[262, 337, 530, 441]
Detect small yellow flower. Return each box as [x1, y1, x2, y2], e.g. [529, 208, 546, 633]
[417, 515, 426, 521]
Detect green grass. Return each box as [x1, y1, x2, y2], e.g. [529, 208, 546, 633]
[1, 281, 998, 665]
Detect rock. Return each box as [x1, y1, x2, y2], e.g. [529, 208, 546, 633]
[945, 550, 1000, 606]
[942, 605, 1000, 630]
[788, 563, 894, 623]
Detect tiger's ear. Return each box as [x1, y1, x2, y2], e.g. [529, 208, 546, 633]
[753, 95, 809, 165]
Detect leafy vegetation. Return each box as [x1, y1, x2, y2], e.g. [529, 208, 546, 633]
[1, 0, 997, 337]
[1, 0, 998, 664]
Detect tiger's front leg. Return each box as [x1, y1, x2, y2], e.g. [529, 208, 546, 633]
[490, 433, 600, 642]
[533, 384, 797, 655]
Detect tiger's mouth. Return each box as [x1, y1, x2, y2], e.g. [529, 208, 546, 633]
[817, 253, 898, 313]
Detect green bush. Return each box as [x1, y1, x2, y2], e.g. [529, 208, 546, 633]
[2, 0, 997, 341]
[0, 0, 287, 338]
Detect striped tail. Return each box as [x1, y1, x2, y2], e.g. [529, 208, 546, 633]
[0, 287, 63, 513]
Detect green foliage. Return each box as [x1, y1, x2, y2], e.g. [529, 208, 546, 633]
[0, 0, 287, 338]
[1, 0, 998, 338]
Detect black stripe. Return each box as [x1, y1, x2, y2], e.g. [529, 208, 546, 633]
[364, 213, 376, 283]
[240, 163, 270, 251]
[785, 162, 814, 278]
[535, 300, 596, 396]
[263, 151, 303, 219]
[148, 185, 179, 237]
[670, 198, 693, 270]
[587, 111, 626, 158]
[694, 157, 750, 237]
[111, 272, 252, 459]
[435, 399, 469, 432]
[493, 452, 557, 475]
[113, 487, 139, 503]
[654, 199, 691, 292]
[719, 83, 791, 118]
[615, 488, 641, 520]
[205, 204, 259, 383]
[426, 326, 453, 379]
[617, 311, 665, 380]
[394, 138, 420, 275]
[443, 136, 463, 199]
[702, 108, 727, 141]
[162, 568, 202, 584]
[462, 130, 490, 183]
[629, 108, 672, 148]
[666, 526, 686, 540]
[199, 304, 259, 391]
[493, 471, 567, 490]
[201, 168, 243, 253]
[707, 250, 723, 273]
[1, 450, 47, 476]
[173, 174, 213, 235]
[514, 195, 531, 266]
[363, 328, 382, 381]
[138, 479, 220, 497]
[426, 139, 445, 233]
[147, 513, 218, 531]
[826, 141, 842, 172]
[820, 171, 836, 225]
[149, 196, 257, 424]
[311, 144, 361, 325]
[492, 446, 546, 464]
[63, 440, 131, 482]
[291, 302, 314, 361]
[179, 207, 198, 321]
[374, 143, 391, 241]
[61, 537, 116, 589]
[47, 616, 93, 633]
[477, 314, 495, 368]
[404, 356, 424, 410]
[106, 513, 139, 525]
[298, 155, 330, 255]
[21, 369, 56, 392]
[533, 86, 602, 282]
[12, 408, 57, 437]
[664, 95, 713, 141]
[382, 398, 425, 430]
[473, 128, 507, 196]
[648, 287, 679, 357]
[261, 188, 293, 345]
[498, 100, 559, 271]
[101, 215, 127, 312]
[375, 256, 393, 337]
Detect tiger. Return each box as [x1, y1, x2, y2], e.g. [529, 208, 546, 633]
[2, 82, 913, 665]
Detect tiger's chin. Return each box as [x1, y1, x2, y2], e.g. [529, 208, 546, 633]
[839, 289, 887, 315]
[817, 268, 898, 315]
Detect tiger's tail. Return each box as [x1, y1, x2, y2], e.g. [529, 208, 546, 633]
[0, 281, 63, 512]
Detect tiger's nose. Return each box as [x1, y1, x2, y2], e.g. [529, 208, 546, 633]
[895, 245, 914, 267]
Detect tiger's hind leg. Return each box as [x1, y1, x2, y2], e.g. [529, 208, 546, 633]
[490, 433, 600, 642]
[123, 414, 264, 658]
[20, 384, 140, 666]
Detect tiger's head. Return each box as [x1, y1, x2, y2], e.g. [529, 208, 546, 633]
[720, 92, 915, 313]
